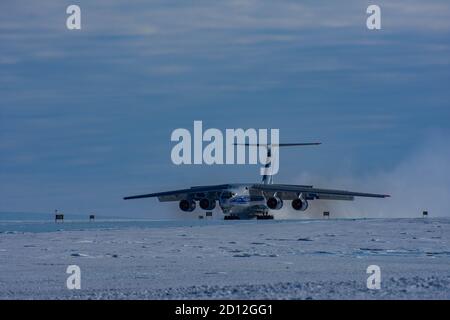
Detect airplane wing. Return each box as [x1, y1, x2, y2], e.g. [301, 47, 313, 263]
[123, 184, 231, 202]
[251, 184, 390, 201]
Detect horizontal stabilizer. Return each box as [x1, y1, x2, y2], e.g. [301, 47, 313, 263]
[233, 142, 321, 147]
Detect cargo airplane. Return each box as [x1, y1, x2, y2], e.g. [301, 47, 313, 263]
[124, 143, 390, 219]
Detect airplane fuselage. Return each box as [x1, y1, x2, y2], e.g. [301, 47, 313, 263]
[217, 184, 269, 218]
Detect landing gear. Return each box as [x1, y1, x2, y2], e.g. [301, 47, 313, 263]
[257, 214, 274, 220]
[224, 215, 240, 220]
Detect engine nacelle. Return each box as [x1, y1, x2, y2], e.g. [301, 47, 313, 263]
[199, 198, 216, 210]
[292, 198, 308, 211]
[179, 199, 196, 212]
[266, 196, 283, 210]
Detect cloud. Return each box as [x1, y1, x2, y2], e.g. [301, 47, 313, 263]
[0, 1, 449, 217]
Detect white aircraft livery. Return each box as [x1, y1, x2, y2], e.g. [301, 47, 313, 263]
[124, 143, 390, 219]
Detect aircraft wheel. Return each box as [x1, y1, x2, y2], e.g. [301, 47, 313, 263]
[224, 215, 240, 220]
[257, 215, 274, 220]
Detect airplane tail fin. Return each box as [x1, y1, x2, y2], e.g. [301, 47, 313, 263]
[233, 142, 321, 184]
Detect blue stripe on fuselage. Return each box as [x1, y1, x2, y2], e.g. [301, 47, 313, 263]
[230, 196, 251, 204]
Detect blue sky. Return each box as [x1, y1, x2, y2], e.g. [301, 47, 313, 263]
[1, 1, 449, 218]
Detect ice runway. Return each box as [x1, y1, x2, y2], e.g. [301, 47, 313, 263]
[0, 218, 449, 299]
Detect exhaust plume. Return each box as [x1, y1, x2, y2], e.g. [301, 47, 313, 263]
[283, 133, 450, 219]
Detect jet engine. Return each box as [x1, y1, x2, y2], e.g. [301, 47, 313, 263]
[199, 198, 216, 210]
[179, 199, 196, 212]
[292, 198, 308, 211]
[266, 196, 283, 210]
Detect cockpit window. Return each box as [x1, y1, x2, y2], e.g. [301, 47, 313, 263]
[220, 191, 236, 199]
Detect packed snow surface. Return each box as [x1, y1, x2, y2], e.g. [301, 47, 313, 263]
[0, 218, 449, 299]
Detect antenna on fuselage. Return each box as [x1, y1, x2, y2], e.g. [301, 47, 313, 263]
[233, 142, 321, 184]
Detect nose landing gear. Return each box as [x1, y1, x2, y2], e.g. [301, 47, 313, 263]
[256, 214, 274, 220]
[224, 215, 240, 220]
